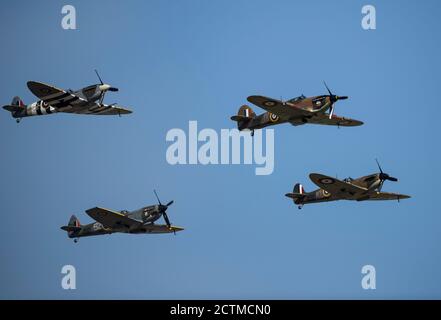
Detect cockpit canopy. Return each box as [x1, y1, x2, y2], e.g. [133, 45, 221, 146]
[82, 85, 98, 99]
[288, 94, 306, 103]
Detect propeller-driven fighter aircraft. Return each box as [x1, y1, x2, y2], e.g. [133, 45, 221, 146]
[60, 191, 183, 243]
[231, 82, 363, 135]
[3, 70, 132, 123]
[286, 160, 410, 209]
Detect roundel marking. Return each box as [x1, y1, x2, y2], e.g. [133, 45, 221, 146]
[269, 113, 279, 122]
[319, 178, 335, 185]
[263, 100, 276, 107]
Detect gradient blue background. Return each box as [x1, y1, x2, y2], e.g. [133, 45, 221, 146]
[0, 0, 439, 299]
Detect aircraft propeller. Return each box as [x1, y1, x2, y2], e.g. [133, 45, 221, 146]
[375, 158, 398, 191]
[154, 190, 175, 233]
[324, 81, 348, 119]
[95, 69, 119, 105]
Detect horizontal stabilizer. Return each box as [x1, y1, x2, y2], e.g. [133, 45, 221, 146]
[285, 192, 305, 199]
[230, 115, 252, 122]
[60, 226, 81, 232]
[3, 105, 22, 112]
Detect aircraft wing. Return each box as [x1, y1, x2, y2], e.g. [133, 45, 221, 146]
[140, 224, 184, 234]
[83, 103, 132, 115]
[309, 173, 367, 199]
[85, 207, 142, 230]
[292, 113, 363, 127]
[247, 95, 311, 120]
[27, 81, 87, 110]
[361, 192, 411, 201]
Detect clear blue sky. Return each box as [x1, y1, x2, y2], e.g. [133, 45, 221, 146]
[0, 0, 440, 299]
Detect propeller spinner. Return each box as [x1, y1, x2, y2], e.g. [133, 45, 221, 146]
[375, 159, 398, 191]
[324, 81, 348, 119]
[95, 69, 119, 105]
[153, 190, 175, 232]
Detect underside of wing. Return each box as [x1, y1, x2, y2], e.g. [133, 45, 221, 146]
[65, 103, 133, 115]
[91, 105, 132, 115]
[85, 207, 142, 230]
[27, 81, 87, 109]
[138, 224, 184, 234]
[309, 173, 367, 199]
[295, 112, 363, 127]
[361, 192, 411, 201]
[247, 95, 310, 120]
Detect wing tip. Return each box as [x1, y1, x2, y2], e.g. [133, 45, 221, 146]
[85, 206, 101, 216]
[308, 173, 322, 180]
[337, 119, 364, 126]
[26, 80, 44, 88]
[246, 95, 265, 103]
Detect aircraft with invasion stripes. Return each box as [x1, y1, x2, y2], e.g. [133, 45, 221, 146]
[2, 70, 132, 123]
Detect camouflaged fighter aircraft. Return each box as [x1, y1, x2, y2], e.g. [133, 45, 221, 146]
[3, 70, 132, 123]
[231, 82, 363, 135]
[285, 160, 410, 209]
[60, 191, 183, 243]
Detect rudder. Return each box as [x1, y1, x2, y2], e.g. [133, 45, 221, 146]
[293, 183, 305, 195]
[230, 105, 255, 130]
[11, 96, 25, 107]
[68, 215, 81, 227]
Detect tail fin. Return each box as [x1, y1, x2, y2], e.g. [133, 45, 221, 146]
[230, 105, 256, 130]
[60, 215, 82, 237]
[293, 183, 305, 195]
[285, 183, 306, 203]
[11, 96, 25, 107]
[69, 215, 81, 227]
[3, 96, 25, 115]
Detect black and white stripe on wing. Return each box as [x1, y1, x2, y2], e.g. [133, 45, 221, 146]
[88, 105, 112, 114]
[43, 92, 71, 104]
[51, 96, 79, 109]
[92, 106, 113, 114]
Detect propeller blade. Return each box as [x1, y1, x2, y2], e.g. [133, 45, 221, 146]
[324, 82, 348, 103]
[94, 69, 104, 85]
[99, 93, 105, 106]
[108, 87, 119, 92]
[375, 158, 383, 174]
[153, 189, 162, 205]
[378, 180, 384, 192]
[165, 200, 174, 207]
[329, 105, 334, 119]
[324, 81, 333, 96]
[163, 212, 171, 228]
[375, 159, 398, 191]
